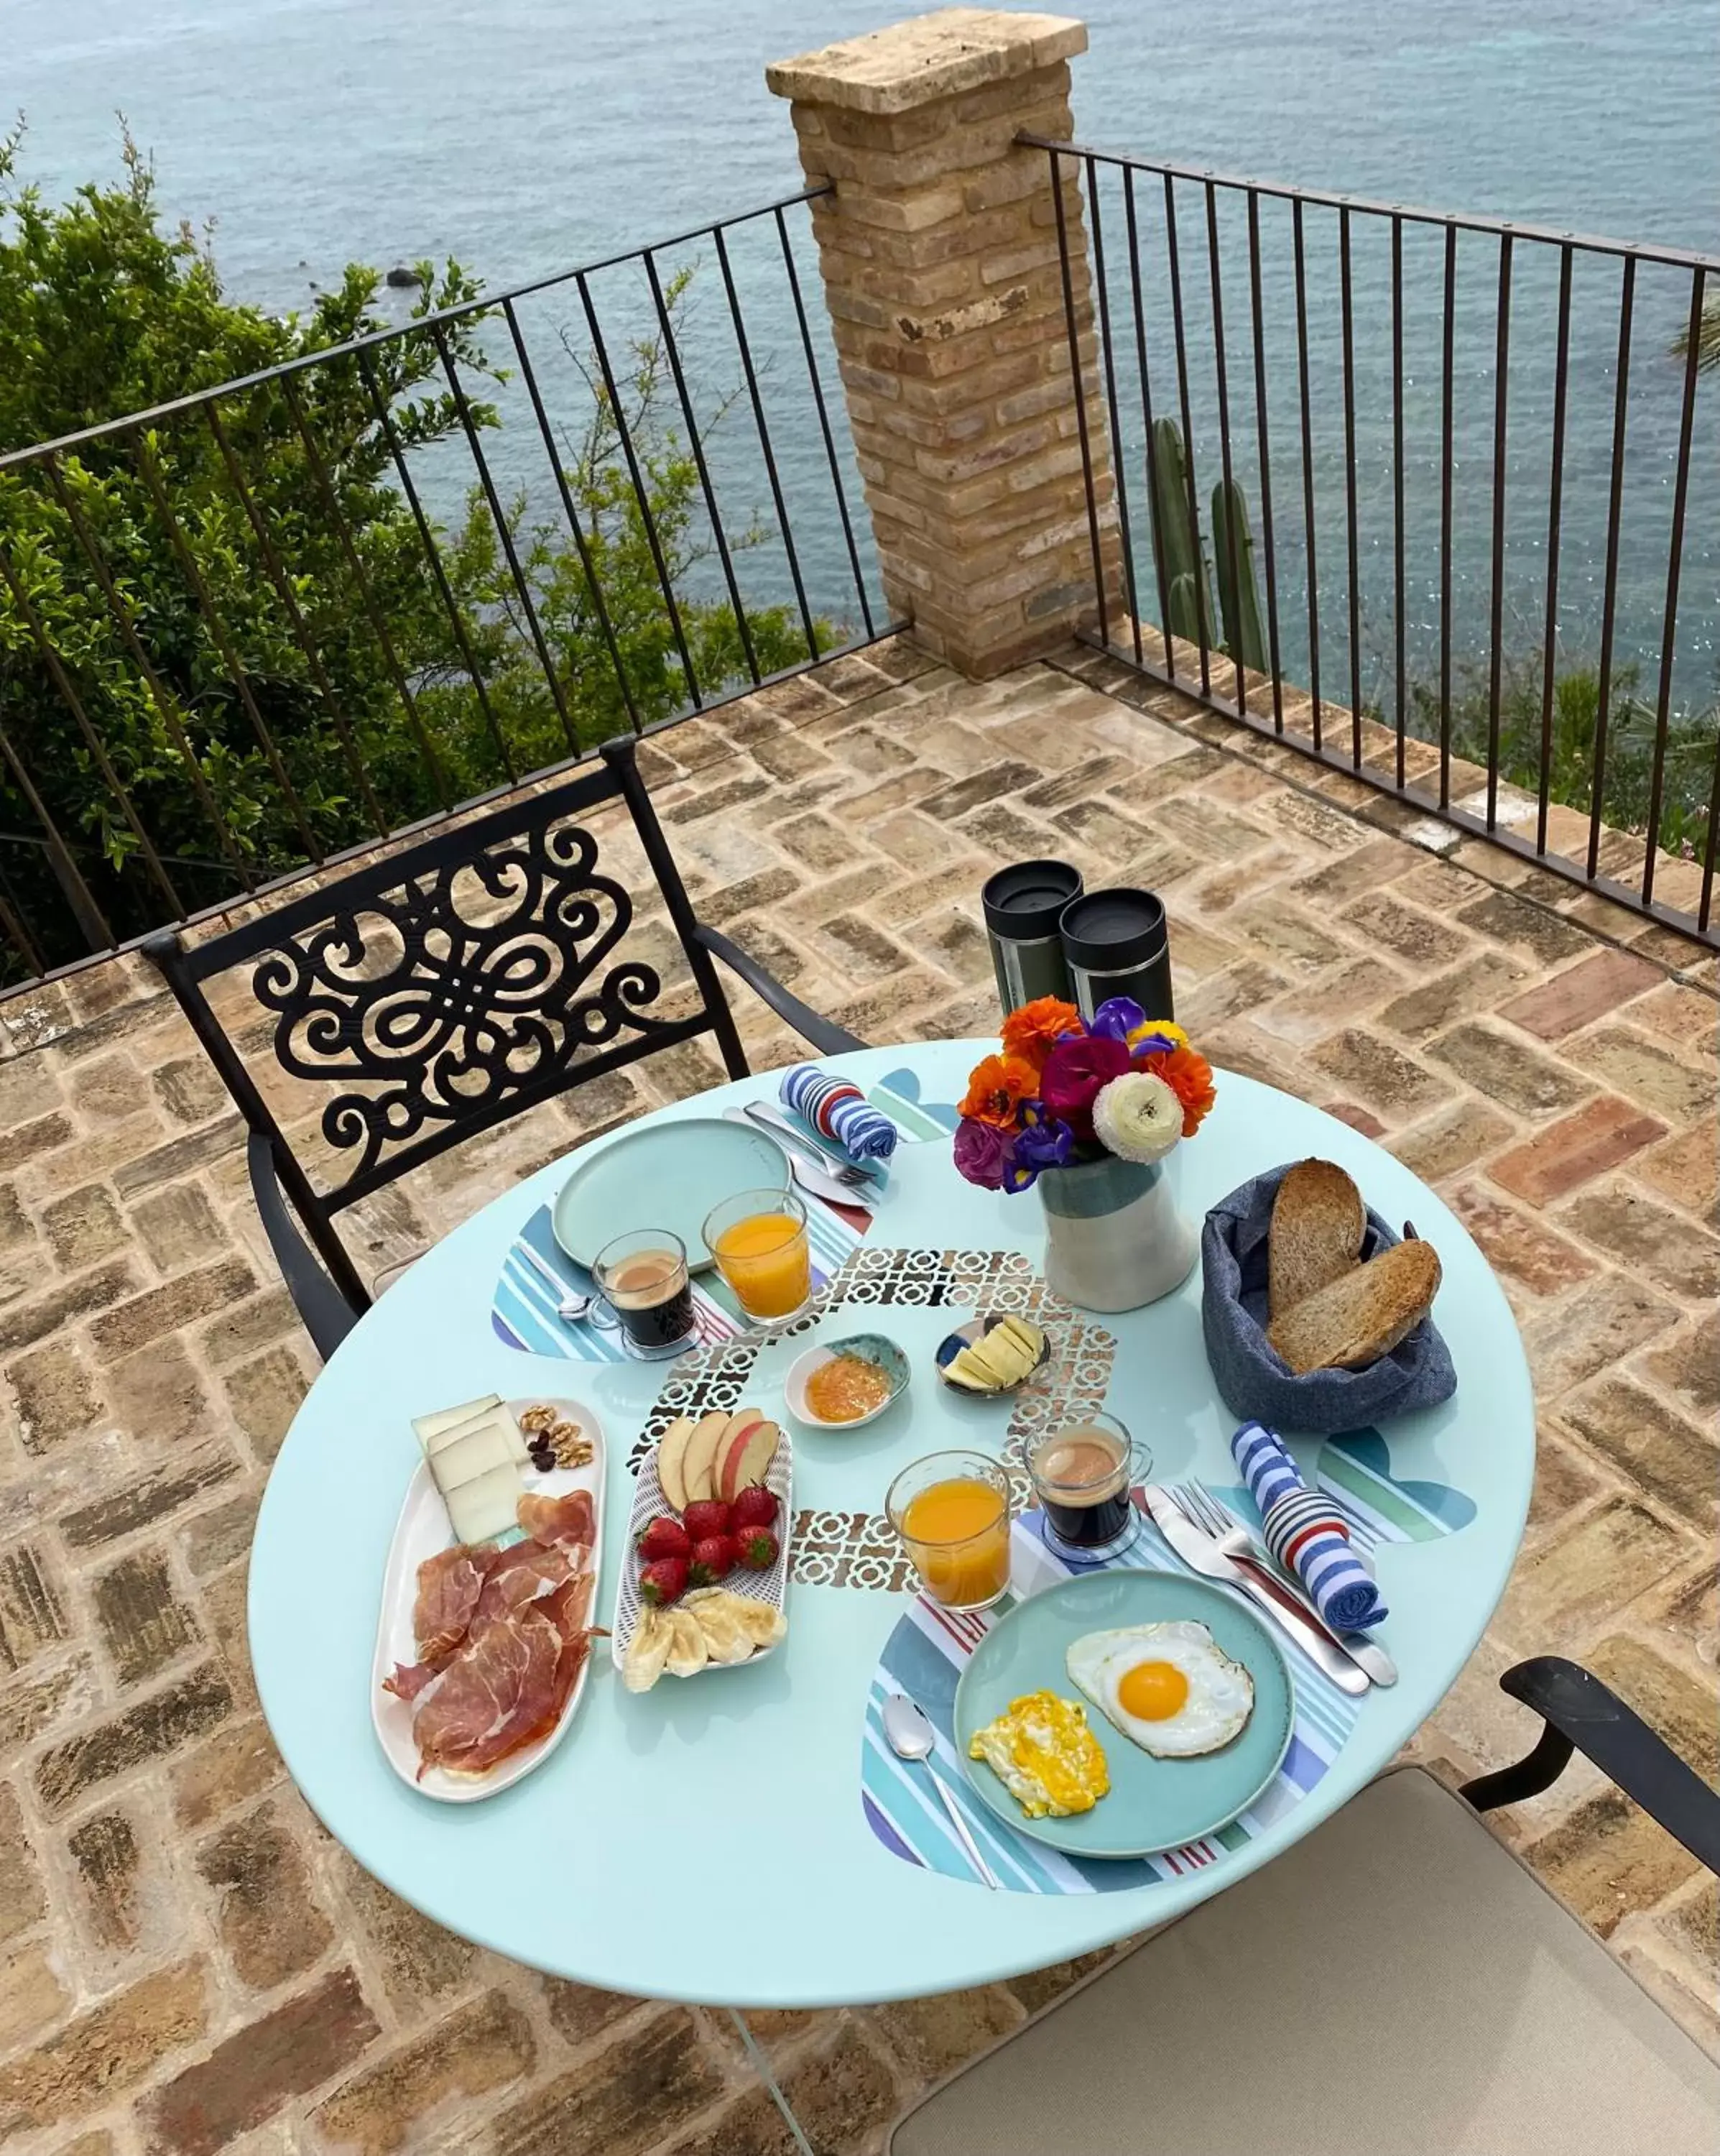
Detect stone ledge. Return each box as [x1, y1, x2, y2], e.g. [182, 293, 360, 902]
[767, 6, 1087, 115]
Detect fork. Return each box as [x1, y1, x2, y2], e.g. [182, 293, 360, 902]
[1176, 1480, 1397, 1688]
[741, 1100, 874, 1187]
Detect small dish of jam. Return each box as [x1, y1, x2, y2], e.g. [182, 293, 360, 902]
[785, 1333, 910, 1430]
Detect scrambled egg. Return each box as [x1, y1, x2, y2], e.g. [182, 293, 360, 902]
[968, 1690, 1110, 1818]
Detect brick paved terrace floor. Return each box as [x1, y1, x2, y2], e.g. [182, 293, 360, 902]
[0, 632, 1714, 2155]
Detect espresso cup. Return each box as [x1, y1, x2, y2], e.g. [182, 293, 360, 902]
[1025, 1413, 1150, 1560]
[591, 1229, 696, 1358]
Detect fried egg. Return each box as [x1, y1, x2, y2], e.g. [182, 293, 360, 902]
[968, 1690, 1110, 1818]
[1065, 1621, 1254, 1757]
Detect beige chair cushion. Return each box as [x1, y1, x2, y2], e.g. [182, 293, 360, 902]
[890, 1766, 1720, 2156]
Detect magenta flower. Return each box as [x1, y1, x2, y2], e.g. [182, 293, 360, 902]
[953, 1115, 1013, 1190]
[1040, 1033, 1132, 1141]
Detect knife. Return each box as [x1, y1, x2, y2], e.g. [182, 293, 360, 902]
[743, 1098, 883, 1182]
[721, 1107, 871, 1210]
[1142, 1485, 1371, 1697]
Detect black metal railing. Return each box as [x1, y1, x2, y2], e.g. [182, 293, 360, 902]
[1031, 135, 1720, 948]
[0, 186, 899, 992]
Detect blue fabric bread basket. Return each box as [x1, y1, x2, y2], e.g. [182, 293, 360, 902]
[1201, 1163, 1458, 1434]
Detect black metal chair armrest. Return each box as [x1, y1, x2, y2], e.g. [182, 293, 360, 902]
[247, 1133, 361, 1363]
[692, 922, 865, 1057]
[1462, 1656, 1720, 1876]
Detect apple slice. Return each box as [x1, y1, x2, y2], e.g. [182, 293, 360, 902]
[709, 1410, 764, 1505]
[716, 1417, 779, 1505]
[681, 1412, 731, 1506]
[655, 1416, 696, 1512]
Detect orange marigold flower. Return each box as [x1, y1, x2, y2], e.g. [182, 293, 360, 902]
[1139, 1044, 1216, 1138]
[1001, 996, 1081, 1070]
[958, 1052, 1042, 1128]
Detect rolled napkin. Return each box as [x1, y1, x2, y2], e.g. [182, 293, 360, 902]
[1231, 1419, 1388, 1634]
[780, 1064, 898, 1164]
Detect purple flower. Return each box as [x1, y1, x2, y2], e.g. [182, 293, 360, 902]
[1088, 995, 1148, 1044]
[953, 1116, 1012, 1190]
[1002, 1110, 1075, 1193]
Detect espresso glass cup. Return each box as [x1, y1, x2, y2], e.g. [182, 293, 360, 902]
[884, 1450, 1014, 1611]
[1025, 1412, 1150, 1561]
[591, 1228, 696, 1358]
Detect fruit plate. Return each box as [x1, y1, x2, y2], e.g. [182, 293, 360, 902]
[371, 1396, 604, 1803]
[953, 1569, 1295, 1858]
[611, 1427, 793, 1676]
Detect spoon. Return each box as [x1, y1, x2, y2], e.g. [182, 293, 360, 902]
[882, 1693, 1000, 1889]
[1206, 1521, 1399, 1688]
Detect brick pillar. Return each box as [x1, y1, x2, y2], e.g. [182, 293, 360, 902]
[767, 7, 1118, 679]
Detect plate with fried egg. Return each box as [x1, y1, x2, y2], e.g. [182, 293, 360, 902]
[953, 1570, 1295, 1857]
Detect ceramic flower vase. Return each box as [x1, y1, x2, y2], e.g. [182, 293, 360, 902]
[1037, 1149, 1197, 1313]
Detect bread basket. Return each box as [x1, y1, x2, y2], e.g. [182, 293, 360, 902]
[1201, 1163, 1458, 1434]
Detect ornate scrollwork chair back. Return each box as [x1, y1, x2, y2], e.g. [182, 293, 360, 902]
[146, 736, 861, 1358]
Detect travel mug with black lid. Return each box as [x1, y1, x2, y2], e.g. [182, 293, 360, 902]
[981, 859, 1083, 1016]
[1058, 888, 1174, 1023]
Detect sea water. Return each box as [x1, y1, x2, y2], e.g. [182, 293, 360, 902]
[9, 0, 1719, 712]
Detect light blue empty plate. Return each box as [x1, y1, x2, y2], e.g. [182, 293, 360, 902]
[551, 1118, 787, 1272]
[954, 1570, 1295, 1858]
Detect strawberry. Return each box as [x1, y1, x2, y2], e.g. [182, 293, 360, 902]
[681, 1499, 733, 1542]
[637, 1516, 691, 1563]
[687, 1534, 736, 1586]
[733, 1526, 780, 1572]
[638, 1557, 688, 1608]
[730, 1486, 779, 1531]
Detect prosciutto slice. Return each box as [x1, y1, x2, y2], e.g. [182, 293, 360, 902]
[474, 1539, 575, 1623]
[383, 1465, 598, 1777]
[411, 1610, 563, 1778]
[517, 1488, 595, 1549]
[383, 1543, 502, 1698]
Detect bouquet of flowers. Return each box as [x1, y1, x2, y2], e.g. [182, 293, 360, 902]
[954, 996, 1216, 1194]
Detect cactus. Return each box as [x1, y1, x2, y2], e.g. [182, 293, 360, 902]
[1211, 476, 1267, 674]
[1147, 418, 1214, 648]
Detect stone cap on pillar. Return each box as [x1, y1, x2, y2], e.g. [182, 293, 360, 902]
[765, 6, 1087, 114]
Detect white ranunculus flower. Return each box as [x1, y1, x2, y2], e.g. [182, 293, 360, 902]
[1092, 1071, 1183, 1164]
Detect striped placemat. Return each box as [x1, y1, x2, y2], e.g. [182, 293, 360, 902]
[861, 1430, 1470, 1893]
[491, 1065, 958, 1363]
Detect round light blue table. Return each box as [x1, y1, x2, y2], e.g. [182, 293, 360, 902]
[250, 1044, 1533, 2008]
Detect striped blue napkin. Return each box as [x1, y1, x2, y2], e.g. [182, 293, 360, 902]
[780, 1063, 898, 1163]
[1232, 1421, 1388, 1633]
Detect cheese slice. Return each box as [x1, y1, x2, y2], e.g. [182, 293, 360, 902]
[422, 1405, 529, 1468]
[432, 1419, 522, 1492]
[444, 1460, 524, 1546]
[413, 1394, 504, 1447]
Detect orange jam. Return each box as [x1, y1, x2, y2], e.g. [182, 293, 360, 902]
[805, 1354, 892, 1423]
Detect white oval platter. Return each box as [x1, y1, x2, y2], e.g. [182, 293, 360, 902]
[370, 1396, 604, 1804]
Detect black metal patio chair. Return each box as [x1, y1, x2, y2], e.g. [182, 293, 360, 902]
[887, 1656, 1720, 2155]
[145, 734, 861, 1361]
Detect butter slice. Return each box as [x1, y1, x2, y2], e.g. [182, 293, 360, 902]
[443, 1461, 524, 1546]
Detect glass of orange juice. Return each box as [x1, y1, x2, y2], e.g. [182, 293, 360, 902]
[885, 1451, 1014, 1611]
[703, 1187, 812, 1323]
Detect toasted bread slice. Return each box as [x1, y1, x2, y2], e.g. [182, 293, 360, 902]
[1268, 1158, 1367, 1318]
[1266, 1237, 1441, 1375]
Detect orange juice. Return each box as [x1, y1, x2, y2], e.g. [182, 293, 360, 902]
[712, 1210, 810, 1318]
[898, 1475, 1011, 1608]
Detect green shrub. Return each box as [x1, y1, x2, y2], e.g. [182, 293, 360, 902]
[0, 132, 816, 977]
